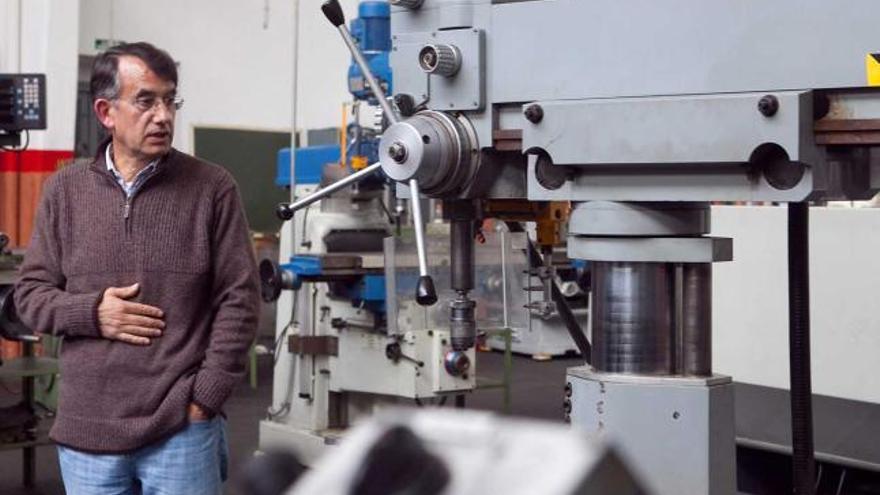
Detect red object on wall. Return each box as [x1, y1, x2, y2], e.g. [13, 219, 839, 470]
[1, 150, 71, 359]
[0, 149, 73, 248]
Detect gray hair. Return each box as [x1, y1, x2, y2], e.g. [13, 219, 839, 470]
[90, 42, 177, 101]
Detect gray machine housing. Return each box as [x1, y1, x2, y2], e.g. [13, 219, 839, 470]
[390, 0, 880, 203]
[568, 368, 735, 495]
[383, 2, 880, 495]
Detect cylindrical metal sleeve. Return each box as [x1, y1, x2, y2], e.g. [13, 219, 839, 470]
[449, 294, 476, 351]
[591, 262, 674, 374]
[680, 263, 712, 376]
[450, 220, 474, 292]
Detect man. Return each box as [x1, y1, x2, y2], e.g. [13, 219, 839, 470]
[14, 42, 259, 494]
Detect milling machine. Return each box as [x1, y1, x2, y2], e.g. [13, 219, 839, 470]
[258, 2, 476, 464]
[274, 1, 880, 493]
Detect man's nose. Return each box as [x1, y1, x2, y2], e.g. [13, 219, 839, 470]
[152, 103, 173, 124]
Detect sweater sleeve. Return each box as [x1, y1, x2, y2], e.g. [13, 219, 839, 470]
[14, 176, 103, 338]
[191, 179, 260, 414]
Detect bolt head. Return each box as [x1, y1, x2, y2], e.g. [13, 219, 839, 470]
[387, 142, 408, 163]
[758, 95, 779, 117]
[421, 50, 437, 69]
[524, 104, 544, 124]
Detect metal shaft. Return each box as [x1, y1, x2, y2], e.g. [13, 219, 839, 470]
[591, 261, 712, 376]
[450, 219, 474, 291]
[679, 263, 712, 376]
[409, 179, 428, 277]
[286, 163, 382, 213]
[337, 27, 398, 125]
[592, 262, 674, 374]
[449, 218, 476, 350]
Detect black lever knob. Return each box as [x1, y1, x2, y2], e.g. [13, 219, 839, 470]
[321, 0, 345, 27]
[276, 203, 294, 221]
[416, 275, 438, 306]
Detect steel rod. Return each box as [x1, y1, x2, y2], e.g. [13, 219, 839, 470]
[286, 163, 382, 213]
[337, 27, 398, 125]
[409, 179, 428, 277]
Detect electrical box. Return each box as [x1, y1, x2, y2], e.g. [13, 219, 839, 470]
[0, 74, 47, 132]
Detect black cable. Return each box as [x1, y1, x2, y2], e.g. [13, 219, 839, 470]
[788, 202, 815, 495]
[504, 221, 592, 362]
[377, 197, 395, 225]
[273, 295, 298, 367]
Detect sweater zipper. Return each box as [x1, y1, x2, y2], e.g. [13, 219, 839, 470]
[95, 171, 153, 238]
[91, 154, 169, 236]
[123, 197, 132, 236]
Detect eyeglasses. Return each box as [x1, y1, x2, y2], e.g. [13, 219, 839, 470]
[121, 95, 185, 114]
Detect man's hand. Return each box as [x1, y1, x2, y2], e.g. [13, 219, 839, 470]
[98, 283, 165, 345]
[188, 402, 213, 422]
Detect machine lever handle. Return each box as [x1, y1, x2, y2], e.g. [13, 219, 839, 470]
[321, 3, 436, 306]
[328, 8, 398, 125]
[409, 179, 436, 305]
[276, 162, 383, 217]
[320, 0, 346, 27]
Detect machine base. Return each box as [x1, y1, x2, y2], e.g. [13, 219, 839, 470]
[258, 420, 343, 466]
[567, 367, 736, 495]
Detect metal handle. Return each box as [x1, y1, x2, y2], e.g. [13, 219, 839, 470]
[320, 0, 345, 27]
[322, 0, 398, 125]
[320, 0, 436, 306]
[276, 162, 383, 220]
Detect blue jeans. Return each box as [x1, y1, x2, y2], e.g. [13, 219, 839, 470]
[58, 417, 228, 495]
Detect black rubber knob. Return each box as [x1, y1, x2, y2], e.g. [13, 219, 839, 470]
[385, 342, 402, 362]
[416, 275, 437, 306]
[321, 0, 345, 27]
[275, 203, 294, 221]
[259, 259, 284, 303]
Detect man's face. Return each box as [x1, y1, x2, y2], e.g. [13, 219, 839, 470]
[95, 56, 176, 161]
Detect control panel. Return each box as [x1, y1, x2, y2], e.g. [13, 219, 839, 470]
[0, 74, 47, 132]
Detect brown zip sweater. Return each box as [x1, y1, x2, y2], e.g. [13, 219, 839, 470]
[14, 145, 260, 453]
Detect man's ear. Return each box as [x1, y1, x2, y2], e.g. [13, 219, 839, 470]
[93, 99, 114, 131]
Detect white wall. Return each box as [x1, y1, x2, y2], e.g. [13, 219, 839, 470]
[79, 0, 359, 154]
[0, 0, 80, 151]
[713, 205, 880, 404]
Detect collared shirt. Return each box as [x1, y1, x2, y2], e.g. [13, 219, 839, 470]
[106, 144, 159, 198]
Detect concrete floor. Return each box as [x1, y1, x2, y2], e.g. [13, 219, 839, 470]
[0, 349, 581, 495]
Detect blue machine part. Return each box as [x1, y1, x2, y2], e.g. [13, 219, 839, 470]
[571, 259, 590, 270]
[351, 2, 390, 52]
[283, 255, 324, 276]
[344, 274, 386, 313]
[275, 145, 341, 188]
[348, 1, 392, 103]
[280, 256, 387, 313]
[277, 255, 328, 290]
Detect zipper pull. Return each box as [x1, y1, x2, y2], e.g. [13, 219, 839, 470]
[123, 200, 131, 219]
